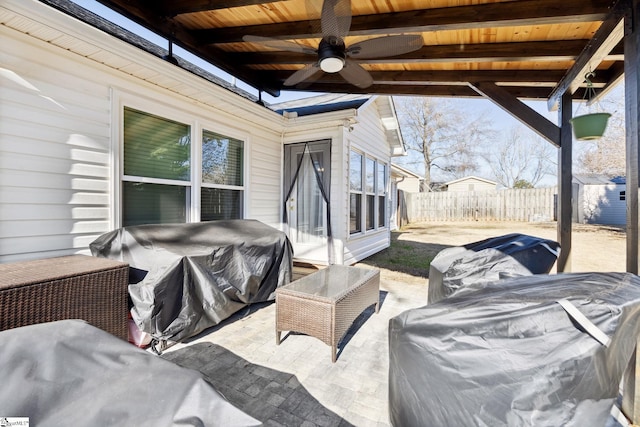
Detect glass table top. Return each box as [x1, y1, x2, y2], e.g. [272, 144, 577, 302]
[282, 265, 377, 299]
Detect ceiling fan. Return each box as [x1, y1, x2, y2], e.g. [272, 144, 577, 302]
[243, 0, 423, 88]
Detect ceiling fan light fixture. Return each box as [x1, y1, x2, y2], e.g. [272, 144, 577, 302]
[320, 56, 345, 73]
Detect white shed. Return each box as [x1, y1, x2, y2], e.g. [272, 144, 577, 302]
[444, 176, 498, 192]
[0, 0, 404, 265]
[573, 174, 626, 225]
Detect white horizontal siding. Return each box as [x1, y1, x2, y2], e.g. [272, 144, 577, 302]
[0, 219, 108, 238]
[247, 134, 282, 226]
[1, 2, 398, 265]
[1, 17, 285, 262]
[582, 184, 626, 225]
[343, 100, 393, 265]
[344, 230, 390, 265]
[448, 179, 495, 192]
[1, 28, 112, 261]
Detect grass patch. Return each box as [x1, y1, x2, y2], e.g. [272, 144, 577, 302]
[359, 231, 441, 278]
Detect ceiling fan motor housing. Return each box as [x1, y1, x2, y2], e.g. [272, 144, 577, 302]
[318, 37, 346, 72]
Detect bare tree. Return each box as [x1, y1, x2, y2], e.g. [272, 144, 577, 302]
[483, 126, 556, 188]
[576, 92, 625, 177]
[394, 96, 494, 189]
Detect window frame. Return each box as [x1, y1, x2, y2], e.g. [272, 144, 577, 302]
[365, 156, 376, 231]
[199, 128, 246, 221]
[377, 162, 387, 228]
[114, 90, 248, 228]
[348, 147, 389, 237]
[349, 150, 364, 235]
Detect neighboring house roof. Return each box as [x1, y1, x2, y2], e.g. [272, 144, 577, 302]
[573, 174, 626, 185]
[444, 176, 498, 186]
[391, 163, 424, 179]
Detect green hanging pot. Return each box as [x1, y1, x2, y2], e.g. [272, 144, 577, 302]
[570, 112, 611, 140]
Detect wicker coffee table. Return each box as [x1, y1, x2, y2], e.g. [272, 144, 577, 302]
[275, 265, 380, 362]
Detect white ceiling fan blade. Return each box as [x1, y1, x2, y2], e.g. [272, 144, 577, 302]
[339, 60, 373, 88]
[347, 35, 424, 59]
[284, 63, 322, 86]
[321, 0, 352, 39]
[243, 35, 317, 55]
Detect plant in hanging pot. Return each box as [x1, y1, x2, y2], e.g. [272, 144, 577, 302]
[570, 112, 611, 141]
[570, 71, 611, 141]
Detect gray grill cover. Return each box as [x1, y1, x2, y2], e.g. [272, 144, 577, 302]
[0, 320, 261, 427]
[90, 220, 292, 342]
[428, 233, 560, 303]
[390, 272, 640, 427]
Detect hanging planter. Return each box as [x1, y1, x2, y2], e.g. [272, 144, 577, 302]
[570, 71, 611, 141]
[570, 112, 611, 140]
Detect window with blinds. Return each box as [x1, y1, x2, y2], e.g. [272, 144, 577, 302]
[121, 107, 245, 226]
[122, 108, 191, 226]
[124, 107, 191, 181]
[201, 130, 244, 221]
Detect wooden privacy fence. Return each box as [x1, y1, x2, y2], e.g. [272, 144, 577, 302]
[404, 187, 558, 222]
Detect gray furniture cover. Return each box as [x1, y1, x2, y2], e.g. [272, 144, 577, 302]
[0, 319, 261, 427]
[428, 233, 560, 303]
[390, 272, 640, 427]
[90, 220, 293, 342]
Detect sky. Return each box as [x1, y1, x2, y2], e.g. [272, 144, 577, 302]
[71, 0, 624, 188]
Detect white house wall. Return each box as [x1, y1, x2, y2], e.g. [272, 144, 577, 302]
[580, 184, 626, 225]
[396, 177, 422, 193]
[343, 100, 392, 265]
[448, 178, 496, 192]
[0, 9, 283, 262]
[282, 124, 345, 265]
[281, 100, 394, 266]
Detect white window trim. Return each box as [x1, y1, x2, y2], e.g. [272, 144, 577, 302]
[349, 149, 364, 236]
[377, 161, 389, 229]
[111, 88, 249, 227]
[365, 156, 376, 231]
[347, 148, 390, 239]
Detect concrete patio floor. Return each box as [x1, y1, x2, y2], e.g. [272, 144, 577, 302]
[161, 266, 427, 427]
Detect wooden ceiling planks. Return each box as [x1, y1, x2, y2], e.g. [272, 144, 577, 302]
[93, 0, 622, 99]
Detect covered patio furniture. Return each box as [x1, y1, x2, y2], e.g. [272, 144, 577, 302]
[0, 319, 261, 427]
[428, 233, 560, 303]
[90, 219, 293, 343]
[389, 272, 640, 427]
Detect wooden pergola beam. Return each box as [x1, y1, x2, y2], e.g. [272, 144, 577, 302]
[469, 81, 560, 146]
[557, 92, 573, 272]
[286, 83, 565, 99]
[264, 69, 611, 88]
[625, 0, 640, 276]
[238, 40, 594, 65]
[547, 0, 628, 110]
